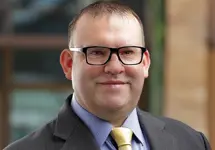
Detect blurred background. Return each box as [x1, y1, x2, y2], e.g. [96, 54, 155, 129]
[0, 0, 214, 149]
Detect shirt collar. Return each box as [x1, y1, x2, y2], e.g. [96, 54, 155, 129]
[71, 94, 144, 146]
[122, 108, 144, 145]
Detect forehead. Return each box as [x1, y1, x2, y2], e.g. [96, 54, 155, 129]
[72, 13, 144, 47]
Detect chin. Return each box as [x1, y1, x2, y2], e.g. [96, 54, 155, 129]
[100, 97, 129, 110]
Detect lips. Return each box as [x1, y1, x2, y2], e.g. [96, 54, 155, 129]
[98, 81, 127, 85]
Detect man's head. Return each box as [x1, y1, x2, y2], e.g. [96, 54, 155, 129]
[68, 1, 145, 47]
[60, 0, 150, 126]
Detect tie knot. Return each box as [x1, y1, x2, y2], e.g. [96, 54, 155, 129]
[111, 127, 133, 148]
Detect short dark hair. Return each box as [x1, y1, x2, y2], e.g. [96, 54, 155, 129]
[68, 0, 144, 46]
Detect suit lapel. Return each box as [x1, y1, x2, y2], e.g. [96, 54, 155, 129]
[60, 122, 99, 150]
[52, 94, 100, 150]
[137, 109, 178, 150]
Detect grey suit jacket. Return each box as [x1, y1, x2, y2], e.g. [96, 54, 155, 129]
[4, 94, 211, 150]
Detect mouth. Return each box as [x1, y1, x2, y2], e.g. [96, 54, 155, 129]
[97, 81, 130, 89]
[98, 80, 127, 85]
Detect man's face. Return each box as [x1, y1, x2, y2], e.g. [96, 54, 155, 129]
[64, 14, 150, 121]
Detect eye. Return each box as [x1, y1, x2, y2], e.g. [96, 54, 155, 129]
[120, 50, 134, 55]
[87, 47, 110, 57]
[120, 48, 135, 55]
[89, 50, 105, 55]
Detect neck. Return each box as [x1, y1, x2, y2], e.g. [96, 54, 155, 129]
[110, 117, 127, 127]
[102, 109, 131, 127]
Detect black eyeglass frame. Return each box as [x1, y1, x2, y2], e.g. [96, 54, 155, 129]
[69, 46, 146, 65]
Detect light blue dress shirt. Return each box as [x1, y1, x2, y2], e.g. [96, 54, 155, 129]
[71, 94, 150, 150]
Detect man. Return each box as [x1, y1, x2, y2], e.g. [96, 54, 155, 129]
[4, 1, 211, 150]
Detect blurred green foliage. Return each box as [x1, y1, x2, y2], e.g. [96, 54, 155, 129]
[148, 0, 165, 115]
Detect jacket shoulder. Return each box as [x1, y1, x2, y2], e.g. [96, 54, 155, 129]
[138, 109, 202, 135]
[4, 120, 57, 150]
[138, 110, 211, 149]
[159, 116, 211, 149]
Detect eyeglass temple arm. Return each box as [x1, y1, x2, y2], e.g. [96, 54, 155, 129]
[69, 48, 82, 52]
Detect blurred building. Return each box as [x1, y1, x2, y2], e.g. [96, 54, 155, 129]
[0, 0, 214, 149]
[164, 0, 215, 149]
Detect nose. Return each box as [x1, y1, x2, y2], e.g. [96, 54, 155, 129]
[104, 53, 125, 75]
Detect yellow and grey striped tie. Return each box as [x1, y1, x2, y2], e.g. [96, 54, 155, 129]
[111, 127, 133, 150]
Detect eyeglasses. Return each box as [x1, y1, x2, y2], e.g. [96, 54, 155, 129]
[69, 46, 146, 65]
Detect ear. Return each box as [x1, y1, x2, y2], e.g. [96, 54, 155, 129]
[142, 50, 151, 78]
[60, 49, 73, 80]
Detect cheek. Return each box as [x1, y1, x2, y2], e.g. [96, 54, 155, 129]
[84, 66, 103, 79]
[125, 66, 144, 79]
[125, 66, 145, 92]
[75, 64, 104, 84]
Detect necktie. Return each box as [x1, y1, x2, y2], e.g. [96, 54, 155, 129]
[111, 127, 133, 150]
